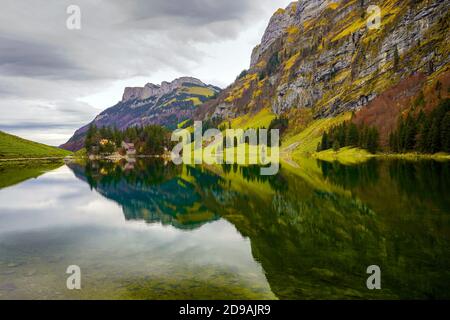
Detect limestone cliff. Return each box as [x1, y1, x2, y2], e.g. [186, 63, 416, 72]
[198, 0, 450, 129]
[61, 77, 220, 151]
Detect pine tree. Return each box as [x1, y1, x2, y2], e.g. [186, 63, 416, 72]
[418, 116, 431, 153]
[316, 142, 322, 152]
[404, 114, 417, 151]
[441, 112, 450, 153]
[321, 131, 329, 150]
[389, 131, 399, 153]
[359, 126, 369, 149]
[346, 123, 359, 146]
[338, 122, 347, 147]
[429, 119, 441, 153]
[367, 127, 380, 154]
[85, 123, 98, 153]
[333, 140, 340, 151]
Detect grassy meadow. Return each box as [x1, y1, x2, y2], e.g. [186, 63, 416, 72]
[0, 131, 71, 159]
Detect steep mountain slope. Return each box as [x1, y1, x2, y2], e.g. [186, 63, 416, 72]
[196, 0, 450, 150]
[62, 77, 220, 151]
[0, 130, 71, 159]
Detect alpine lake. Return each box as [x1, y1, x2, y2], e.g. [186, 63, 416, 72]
[0, 157, 449, 299]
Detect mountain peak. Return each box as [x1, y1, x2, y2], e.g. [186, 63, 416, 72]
[122, 77, 207, 102]
[250, 0, 333, 67]
[62, 76, 220, 151]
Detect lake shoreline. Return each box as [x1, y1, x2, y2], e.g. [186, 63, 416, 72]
[310, 147, 450, 165]
[1, 148, 449, 167]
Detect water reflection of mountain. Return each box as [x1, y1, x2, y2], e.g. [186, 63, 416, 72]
[67, 158, 450, 299]
[207, 159, 450, 299]
[319, 159, 450, 213]
[68, 160, 221, 230]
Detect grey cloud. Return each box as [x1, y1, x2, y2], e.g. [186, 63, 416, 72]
[0, 122, 79, 131]
[110, 0, 255, 26]
[0, 36, 87, 79]
[0, 0, 271, 81]
[0, 0, 292, 145]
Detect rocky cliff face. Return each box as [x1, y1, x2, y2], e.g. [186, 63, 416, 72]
[63, 0, 449, 152]
[122, 77, 207, 102]
[199, 0, 450, 127]
[61, 77, 220, 151]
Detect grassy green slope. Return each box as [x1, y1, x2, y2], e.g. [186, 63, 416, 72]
[0, 131, 72, 159]
[281, 113, 352, 154]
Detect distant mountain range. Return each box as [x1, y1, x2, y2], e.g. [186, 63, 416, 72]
[61, 77, 220, 151]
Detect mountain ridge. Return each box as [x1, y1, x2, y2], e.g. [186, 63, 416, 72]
[61, 77, 220, 151]
[194, 0, 450, 150]
[62, 0, 450, 153]
[122, 77, 215, 102]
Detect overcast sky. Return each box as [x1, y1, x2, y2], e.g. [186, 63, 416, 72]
[0, 0, 293, 146]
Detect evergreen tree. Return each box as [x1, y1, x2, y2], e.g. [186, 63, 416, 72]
[337, 122, 347, 147]
[321, 131, 329, 150]
[441, 112, 450, 153]
[266, 53, 280, 76]
[389, 132, 399, 153]
[404, 114, 417, 151]
[346, 123, 359, 146]
[318, 121, 379, 154]
[428, 119, 441, 153]
[367, 127, 379, 153]
[316, 142, 322, 152]
[333, 140, 340, 151]
[85, 123, 99, 153]
[418, 117, 431, 153]
[359, 126, 369, 149]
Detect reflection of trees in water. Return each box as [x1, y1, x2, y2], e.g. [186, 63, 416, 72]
[319, 159, 450, 212]
[319, 159, 380, 190]
[221, 164, 287, 192]
[69, 160, 220, 230]
[222, 171, 391, 299]
[186, 165, 224, 191]
[83, 158, 181, 190]
[213, 161, 450, 299]
[68, 159, 450, 299]
[388, 160, 450, 210]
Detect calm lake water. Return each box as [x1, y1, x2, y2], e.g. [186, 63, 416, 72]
[0, 158, 449, 299]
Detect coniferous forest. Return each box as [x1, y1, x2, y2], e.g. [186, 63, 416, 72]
[317, 121, 380, 154]
[318, 99, 450, 155]
[389, 98, 450, 154]
[84, 124, 173, 156]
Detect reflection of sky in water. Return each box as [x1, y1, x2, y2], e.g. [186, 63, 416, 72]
[3, 160, 449, 299]
[0, 166, 274, 299]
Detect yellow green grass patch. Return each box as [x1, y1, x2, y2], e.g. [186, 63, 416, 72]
[281, 113, 351, 154]
[0, 131, 72, 159]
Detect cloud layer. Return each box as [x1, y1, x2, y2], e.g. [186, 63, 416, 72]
[0, 0, 292, 145]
